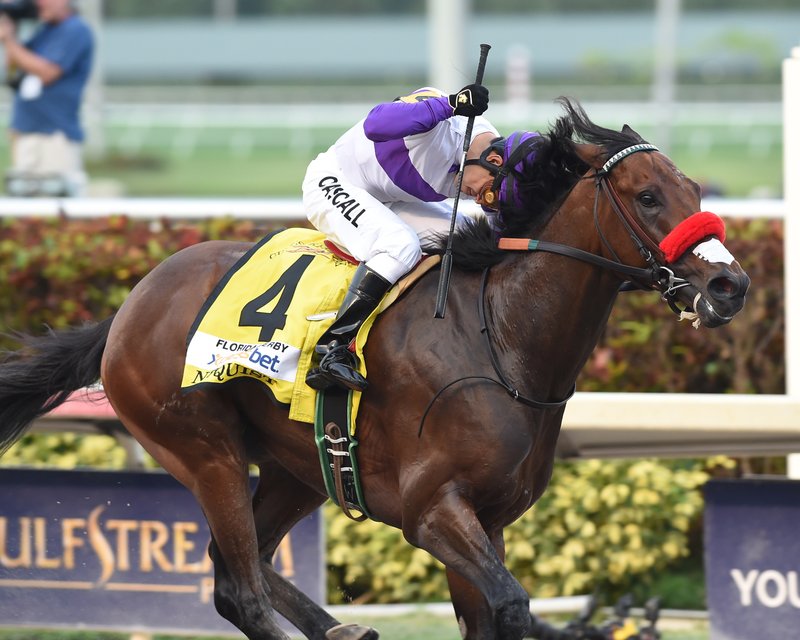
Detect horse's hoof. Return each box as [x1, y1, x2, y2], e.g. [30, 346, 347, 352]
[325, 622, 379, 640]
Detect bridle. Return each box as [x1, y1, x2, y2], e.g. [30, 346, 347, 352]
[498, 143, 694, 312]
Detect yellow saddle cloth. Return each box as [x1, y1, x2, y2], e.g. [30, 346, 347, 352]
[181, 228, 437, 429]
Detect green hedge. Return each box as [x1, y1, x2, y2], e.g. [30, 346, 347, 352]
[0, 216, 278, 337]
[0, 215, 784, 607]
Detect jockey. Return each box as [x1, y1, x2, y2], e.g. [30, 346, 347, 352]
[302, 83, 538, 392]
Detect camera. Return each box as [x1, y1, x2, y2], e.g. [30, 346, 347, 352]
[0, 0, 37, 21]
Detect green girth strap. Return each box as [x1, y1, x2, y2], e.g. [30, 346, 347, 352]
[313, 389, 371, 521]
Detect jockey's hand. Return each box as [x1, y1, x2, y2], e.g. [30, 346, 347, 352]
[448, 83, 489, 117]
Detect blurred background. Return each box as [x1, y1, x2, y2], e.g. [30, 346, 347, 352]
[0, 0, 790, 200]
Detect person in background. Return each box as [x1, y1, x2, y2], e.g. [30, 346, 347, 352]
[0, 0, 94, 196]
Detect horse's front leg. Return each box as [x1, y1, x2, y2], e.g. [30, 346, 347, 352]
[403, 487, 530, 640]
[445, 530, 504, 639]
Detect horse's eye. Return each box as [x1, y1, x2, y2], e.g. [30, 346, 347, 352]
[639, 192, 658, 208]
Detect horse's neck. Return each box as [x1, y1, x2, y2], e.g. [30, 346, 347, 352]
[488, 198, 622, 398]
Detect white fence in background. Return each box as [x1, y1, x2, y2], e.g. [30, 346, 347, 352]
[0, 100, 782, 160]
[0, 196, 308, 219]
[0, 196, 786, 221]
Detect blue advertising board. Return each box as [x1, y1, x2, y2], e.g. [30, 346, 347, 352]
[0, 468, 322, 635]
[704, 478, 800, 640]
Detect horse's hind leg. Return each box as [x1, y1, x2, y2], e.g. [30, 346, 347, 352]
[107, 392, 290, 640]
[250, 463, 378, 640]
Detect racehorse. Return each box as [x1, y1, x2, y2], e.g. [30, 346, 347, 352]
[0, 99, 749, 640]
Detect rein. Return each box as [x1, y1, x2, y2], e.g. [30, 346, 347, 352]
[497, 237, 659, 283]
[417, 267, 574, 438]
[476, 266, 576, 410]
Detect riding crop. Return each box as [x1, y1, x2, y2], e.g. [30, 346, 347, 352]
[434, 42, 491, 318]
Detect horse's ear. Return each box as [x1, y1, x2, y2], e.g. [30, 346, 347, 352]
[572, 142, 606, 170]
[622, 123, 643, 140]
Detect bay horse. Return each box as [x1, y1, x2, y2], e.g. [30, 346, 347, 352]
[0, 100, 749, 640]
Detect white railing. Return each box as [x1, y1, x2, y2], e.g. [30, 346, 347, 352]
[0, 196, 307, 219]
[0, 196, 785, 220]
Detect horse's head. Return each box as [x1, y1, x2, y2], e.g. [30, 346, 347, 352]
[444, 99, 749, 328]
[571, 130, 750, 328]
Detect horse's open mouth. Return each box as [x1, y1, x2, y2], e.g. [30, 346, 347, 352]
[670, 286, 740, 329]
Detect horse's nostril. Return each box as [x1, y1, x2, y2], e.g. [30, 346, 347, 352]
[708, 273, 747, 300]
[709, 277, 734, 298]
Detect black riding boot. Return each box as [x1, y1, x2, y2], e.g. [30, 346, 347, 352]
[305, 264, 392, 392]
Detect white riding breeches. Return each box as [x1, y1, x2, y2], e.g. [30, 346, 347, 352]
[303, 150, 462, 284]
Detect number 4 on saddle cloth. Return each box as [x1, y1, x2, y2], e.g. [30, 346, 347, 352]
[181, 228, 439, 519]
[182, 226, 438, 422]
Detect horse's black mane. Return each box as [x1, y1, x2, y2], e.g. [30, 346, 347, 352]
[426, 97, 648, 270]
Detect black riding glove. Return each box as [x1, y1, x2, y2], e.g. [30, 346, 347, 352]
[448, 83, 489, 117]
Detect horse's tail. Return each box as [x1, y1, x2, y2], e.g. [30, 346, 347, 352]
[0, 315, 115, 456]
